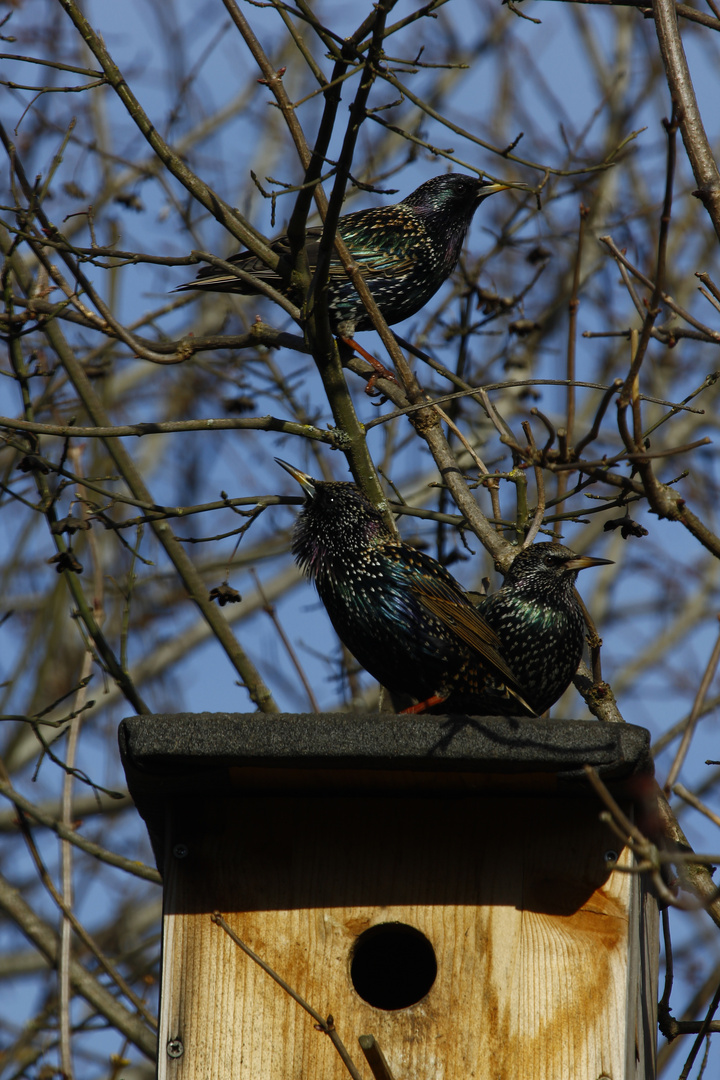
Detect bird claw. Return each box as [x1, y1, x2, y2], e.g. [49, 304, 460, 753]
[364, 373, 389, 401]
[338, 335, 398, 393]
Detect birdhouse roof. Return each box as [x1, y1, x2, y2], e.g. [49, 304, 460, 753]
[119, 714, 652, 871]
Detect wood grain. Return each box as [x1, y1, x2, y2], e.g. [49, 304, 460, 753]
[158, 793, 657, 1080]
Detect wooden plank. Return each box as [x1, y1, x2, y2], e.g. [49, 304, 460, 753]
[158, 793, 651, 1080]
[625, 863, 659, 1079]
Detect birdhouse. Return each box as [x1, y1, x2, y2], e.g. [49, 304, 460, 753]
[120, 713, 658, 1080]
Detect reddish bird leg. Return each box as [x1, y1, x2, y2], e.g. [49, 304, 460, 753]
[400, 694, 447, 715]
[339, 335, 398, 395]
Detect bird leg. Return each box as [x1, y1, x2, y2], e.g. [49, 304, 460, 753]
[338, 336, 398, 396]
[400, 694, 447, 715]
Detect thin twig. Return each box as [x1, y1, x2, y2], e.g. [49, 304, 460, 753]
[555, 202, 588, 535]
[0, 871, 157, 1058]
[665, 616, 720, 793]
[673, 784, 720, 830]
[9, 802, 157, 1028]
[652, 0, 720, 242]
[619, 108, 678, 417]
[678, 977, 720, 1080]
[520, 421, 545, 546]
[658, 906, 674, 1033]
[601, 235, 720, 343]
[250, 569, 320, 712]
[0, 779, 161, 883]
[212, 913, 364, 1080]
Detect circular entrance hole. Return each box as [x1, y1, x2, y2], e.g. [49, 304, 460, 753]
[350, 923, 437, 1010]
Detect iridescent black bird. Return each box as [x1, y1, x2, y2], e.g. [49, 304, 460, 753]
[424, 542, 612, 716]
[278, 460, 611, 716]
[177, 175, 509, 337]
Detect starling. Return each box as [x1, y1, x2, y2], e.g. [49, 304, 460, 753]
[177, 174, 509, 336]
[278, 459, 611, 715]
[423, 542, 612, 716]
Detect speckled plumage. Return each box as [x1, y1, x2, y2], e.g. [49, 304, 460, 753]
[278, 462, 610, 716]
[278, 459, 525, 712]
[178, 175, 508, 335]
[472, 542, 612, 715]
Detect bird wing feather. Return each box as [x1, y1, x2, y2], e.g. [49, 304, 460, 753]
[305, 223, 416, 279]
[415, 587, 512, 678]
[326, 253, 415, 279]
[414, 583, 535, 713]
[292, 215, 417, 278]
[183, 206, 418, 291]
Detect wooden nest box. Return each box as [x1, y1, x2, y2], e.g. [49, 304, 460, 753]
[120, 714, 658, 1080]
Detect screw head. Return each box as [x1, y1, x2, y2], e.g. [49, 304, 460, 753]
[167, 1038, 184, 1058]
[173, 844, 189, 859]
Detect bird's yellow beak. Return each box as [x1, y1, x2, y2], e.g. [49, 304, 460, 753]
[276, 458, 316, 499]
[480, 181, 512, 196]
[563, 555, 614, 572]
